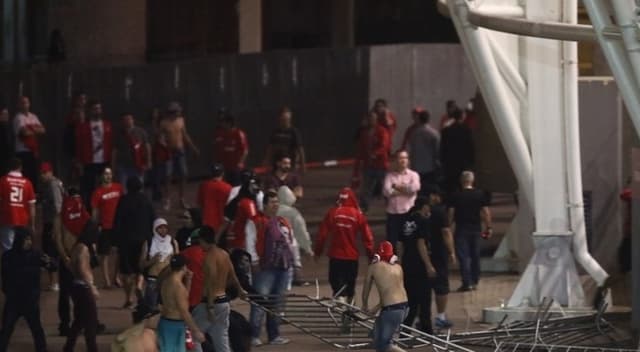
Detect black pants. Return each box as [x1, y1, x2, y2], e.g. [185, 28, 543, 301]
[328, 258, 358, 298]
[81, 163, 107, 209]
[403, 268, 433, 334]
[42, 222, 59, 264]
[58, 260, 74, 328]
[0, 297, 47, 352]
[385, 213, 407, 250]
[16, 151, 38, 193]
[64, 283, 98, 352]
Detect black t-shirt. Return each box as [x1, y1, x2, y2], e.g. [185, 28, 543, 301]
[448, 188, 488, 229]
[428, 204, 450, 256]
[269, 127, 302, 159]
[399, 211, 429, 269]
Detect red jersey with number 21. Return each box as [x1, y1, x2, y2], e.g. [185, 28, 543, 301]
[0, 171, 36, 226]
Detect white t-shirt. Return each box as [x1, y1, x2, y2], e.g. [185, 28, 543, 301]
[13, 112, 42, 152]
[90, 120, 105, 163]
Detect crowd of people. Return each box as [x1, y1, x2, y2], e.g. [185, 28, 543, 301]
[0, 94, 494, 352]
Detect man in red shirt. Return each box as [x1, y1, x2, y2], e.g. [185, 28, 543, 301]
[181, 227, 211, 310]
[57, 187, 91, 336]
[91, 167, 124, 288]
[217, 175, 259, 250]
[213, 111, 249, 186]
[373, 98, 397, 141]
[357, 111, 391, 212]
[198, 163, 232, 231]
[75, 100, 113, 206]
[315, 187, 374, 303]
[0, 158, 36, 252]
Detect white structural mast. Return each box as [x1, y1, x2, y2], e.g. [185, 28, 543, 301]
[446, 0, 613, 307]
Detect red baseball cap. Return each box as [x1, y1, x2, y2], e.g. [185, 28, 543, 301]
[40, 162, 53, 173]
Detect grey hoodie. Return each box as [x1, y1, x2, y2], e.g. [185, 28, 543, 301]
[277, 186, 312, 255]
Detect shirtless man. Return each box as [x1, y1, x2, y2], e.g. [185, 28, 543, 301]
[111, 304, 159, 352]
[158, 254, 205, 352]
[159, 101, 200, 210]
[192, 226, 246, 352]
[64, 221, 100, 352]
[362, 241, 408, 352]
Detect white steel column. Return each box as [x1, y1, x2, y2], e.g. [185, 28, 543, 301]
[447, 0, 534, 209]
[563, 0, 608, 287]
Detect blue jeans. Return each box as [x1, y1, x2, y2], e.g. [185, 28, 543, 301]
[372, 304, 408, 352]
[0, 226, 15, 251]
[157, 317, 186, 352]
[455, 225, 481, 287]
[249, 269, 289, 341]
[385, 213, 407, 250]
[359, 168, 386, 211]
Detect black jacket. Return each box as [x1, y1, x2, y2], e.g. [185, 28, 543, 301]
[113, 192, 155, 245]
[1, 248, 51, 302]
[0, 122, 13, 174]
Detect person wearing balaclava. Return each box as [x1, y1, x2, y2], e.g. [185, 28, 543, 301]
[217, 171, 260, 250]
[396, 196, 437, 334]
[315, 188, 374, 304]
[0, 227, 52, 352]
[139, 218, 178, 310]
[113, 176, 156, 309]
[362, 241, 408, 352]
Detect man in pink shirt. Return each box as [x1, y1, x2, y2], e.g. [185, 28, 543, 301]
[383, 150, 420, 248]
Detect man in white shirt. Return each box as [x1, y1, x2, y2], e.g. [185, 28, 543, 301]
[13, 96, 46, 191]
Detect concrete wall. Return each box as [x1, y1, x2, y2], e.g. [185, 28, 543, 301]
[368, 44, 477, 149]
[48, 0, 146, 66]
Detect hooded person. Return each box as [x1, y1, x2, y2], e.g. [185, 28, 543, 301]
[138, 218, 178, 310]
[315, 187, 374, 303]
[277, 185, 310, 286]
[362, 240, 409, 352]
[0, 227, 52, 352]
[218, 171, 260, 250]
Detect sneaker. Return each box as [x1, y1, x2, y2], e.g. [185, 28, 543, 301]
[434, 317, 453, 329]
[269, 336, 290, 345]
[251, 338, 263, 347]
[97, 323, 106, 334]
[50, 283, 60, 292]
[456, 286, 472, 292]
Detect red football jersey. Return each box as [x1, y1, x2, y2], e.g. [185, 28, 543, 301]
[62, 195, 90, 236]
[227, 198, 257, 249]
[90, 183, 123, 230]
[182, 245, 206, 308]
[0, 172, 36, 226]
[198, 179, 232, 231]
[213, 127, 249, 171]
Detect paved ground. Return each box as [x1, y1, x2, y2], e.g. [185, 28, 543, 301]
[3, 167, 633, 351]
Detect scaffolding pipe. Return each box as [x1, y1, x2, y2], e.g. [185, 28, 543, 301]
[487, 36, 527, 104]
[447, 0, 534, 209]
[611, 1, 640, 90]
[584, 0, 640, 142]
[561, 0, 609, 287]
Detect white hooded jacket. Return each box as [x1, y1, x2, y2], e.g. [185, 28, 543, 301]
[277, 186, 313, 256]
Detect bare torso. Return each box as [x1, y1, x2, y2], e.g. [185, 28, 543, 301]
[370, 263, 407, 307]
[160, 275, 185, 320]
[160, 116, 185, 151]
[112, 323, 158, 352]
[203, 246, 233, 299]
